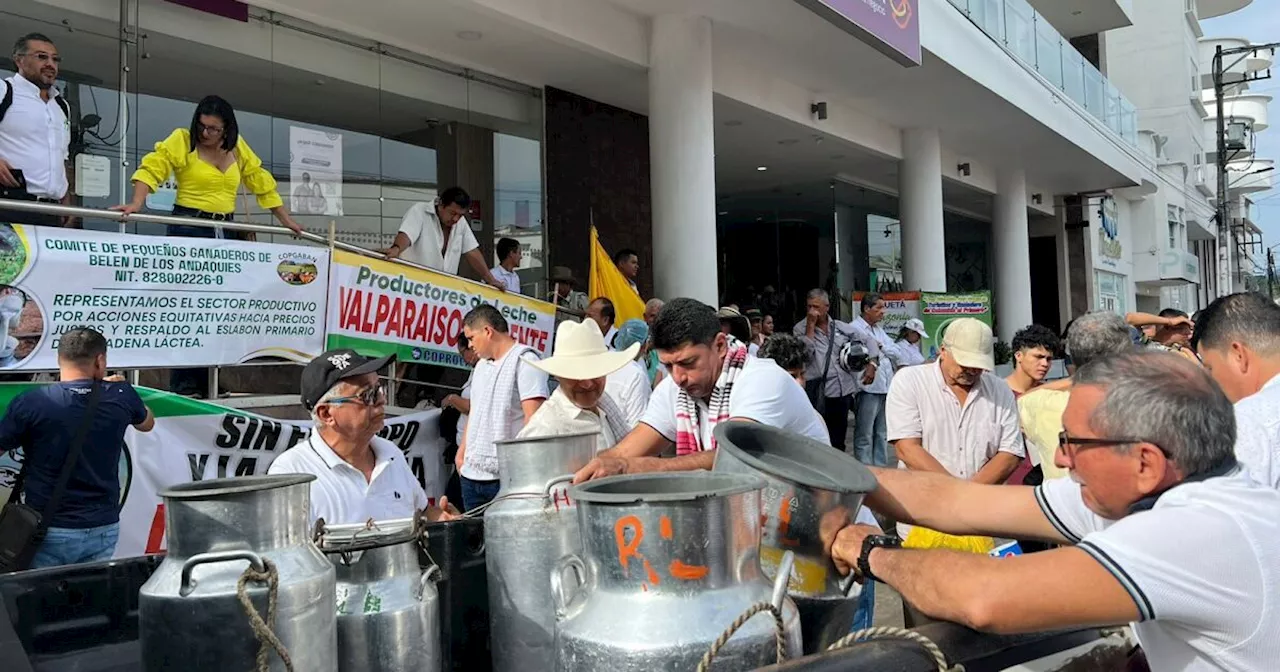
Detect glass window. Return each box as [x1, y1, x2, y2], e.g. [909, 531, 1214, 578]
[1094, 270, 1127, 315]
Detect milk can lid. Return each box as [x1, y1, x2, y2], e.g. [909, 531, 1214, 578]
[570, 472, 765, 504]
[160, 474, 316, 499]
[713, 421, 878, 494]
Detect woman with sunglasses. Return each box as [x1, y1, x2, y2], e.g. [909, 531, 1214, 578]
[112, 95, 303, 238]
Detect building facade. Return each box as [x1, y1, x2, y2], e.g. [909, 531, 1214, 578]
[13, 0, 1252, 339]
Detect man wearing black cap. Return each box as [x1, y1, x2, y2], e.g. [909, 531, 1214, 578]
[268, 349, 452, 524]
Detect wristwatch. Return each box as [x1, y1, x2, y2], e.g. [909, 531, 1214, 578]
[857, 534, 902, 582]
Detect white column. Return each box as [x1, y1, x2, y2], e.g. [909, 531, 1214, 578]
[650, 14, 718, 305]
[993, 168, 1033, 342]
[900, 128, 946, 292]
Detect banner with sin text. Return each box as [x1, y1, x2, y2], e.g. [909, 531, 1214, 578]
[0, 385, 447, 558]
[325, 249, 556, 369]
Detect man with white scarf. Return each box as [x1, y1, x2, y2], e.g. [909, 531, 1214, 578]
[457, 304, 548, 510]
[574, 298, 827, 482]
[517, 320, 639, 451]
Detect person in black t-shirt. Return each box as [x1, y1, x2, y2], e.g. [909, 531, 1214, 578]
[0, 328, 154, 568]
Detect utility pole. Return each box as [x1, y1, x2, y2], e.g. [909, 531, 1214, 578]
[1269, 247, 1276, 300]
[1214, 42, 1279, 297]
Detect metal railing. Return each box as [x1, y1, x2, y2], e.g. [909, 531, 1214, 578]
[0, 198, 557, 405]
[947, 0, 1139, 147]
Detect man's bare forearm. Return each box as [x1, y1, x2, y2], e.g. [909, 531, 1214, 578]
[971, 452, 1022, 485]
[867, 548, 993, 628]
[893, 439, 951, 474]
[628, 451, 715, 473]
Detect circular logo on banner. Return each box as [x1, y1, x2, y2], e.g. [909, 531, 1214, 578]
[0, 285, 44, 369]
[0, 225, 31, 285]
[277, 254, 319, 286]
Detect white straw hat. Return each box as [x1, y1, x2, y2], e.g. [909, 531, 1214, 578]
[529, 319, 640, 380]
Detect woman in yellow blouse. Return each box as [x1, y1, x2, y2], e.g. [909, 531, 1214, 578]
[112, 95, 303, 237]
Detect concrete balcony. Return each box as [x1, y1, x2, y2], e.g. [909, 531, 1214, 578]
[1227, 158, 1274, 193]
[1204, 94, 1271, 132]
[1199, 37, 1272, 89]
[1024, 0, 1133, 39]
[1198, 0, 1253, 21]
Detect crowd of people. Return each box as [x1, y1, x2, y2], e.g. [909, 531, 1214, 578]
[2, 30, 1279, 671]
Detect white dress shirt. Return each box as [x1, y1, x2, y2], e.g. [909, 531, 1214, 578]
[848, 316, 895, 394]
[397, 201, 479, 274]
[491, 265, 522, 293]
[605, 359, 650, 429]
[1233, 373, 1280, 489]
[267, 431, 429, 525]
[517, 387, 620, 452]
[0, 75, 69, 199]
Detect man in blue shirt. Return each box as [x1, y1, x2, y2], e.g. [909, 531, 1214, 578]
[0, 328, 154, 568]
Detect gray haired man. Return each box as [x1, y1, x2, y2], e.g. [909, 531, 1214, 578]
[794, 289, 873, 452]
[829, 351, 1280, 670]
[1019, 312, 1133, 480]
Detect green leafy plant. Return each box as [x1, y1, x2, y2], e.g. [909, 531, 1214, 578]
[993, 339, 1013, 367]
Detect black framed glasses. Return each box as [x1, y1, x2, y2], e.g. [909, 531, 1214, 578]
[1057, 431, 1166, 458]
[197, 122, 225, 135]
[326, 384, 386, 407]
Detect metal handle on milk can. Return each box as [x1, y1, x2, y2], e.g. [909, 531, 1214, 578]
[771, 550, 795, 612]
[551, 553, 587, 619]
[416, 563, 443, 601]
[179, 550, 266, 597]
[543, 474, 575, 502]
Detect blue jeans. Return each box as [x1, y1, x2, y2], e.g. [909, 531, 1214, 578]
[853, 392, 889, 467]
[30, 522, 120, 569]
[460, 477, 500, 512]
[851, 580, 876, 631]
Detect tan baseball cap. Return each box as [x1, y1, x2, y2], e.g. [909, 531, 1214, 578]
[941, 318, 995, 371]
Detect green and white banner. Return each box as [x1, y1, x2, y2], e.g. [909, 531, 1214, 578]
[0, 224, 329, 371]
[0, 385, 447, 558]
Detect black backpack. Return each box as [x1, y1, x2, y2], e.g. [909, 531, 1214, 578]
[0, 79, 71, 124]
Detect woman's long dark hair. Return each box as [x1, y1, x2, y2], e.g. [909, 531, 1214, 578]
[188, 95, 239, 152]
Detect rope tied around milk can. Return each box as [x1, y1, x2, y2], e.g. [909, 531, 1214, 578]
[694, 601, 788, 672]
[235, 558, 296, 672]
[827, 626, 964, 672]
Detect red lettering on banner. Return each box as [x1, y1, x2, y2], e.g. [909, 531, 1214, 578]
[145, 504, 167, 554]
[384, 297, 403, 337]
[373, 294, 392, 331]
[411, 304, 431, 342]
[402, 299, 418, 339]
[510, 324, 549, 353]
[431, 305, 449, 343]
[444, 311, 462, 347]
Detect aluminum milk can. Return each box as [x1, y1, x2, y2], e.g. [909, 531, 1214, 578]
[713, 421, 878, 653]
[317, 516, 442, 672]
[139, 474, 337, 672]
[484, 432, 598, 672]
[552, 472, 804, 672]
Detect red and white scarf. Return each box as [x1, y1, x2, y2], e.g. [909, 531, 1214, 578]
[674, 336, 750, 456]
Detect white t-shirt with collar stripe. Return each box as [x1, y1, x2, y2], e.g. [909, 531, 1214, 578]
[1035, 468, 1280, 671]
[267, 430, 429, 525]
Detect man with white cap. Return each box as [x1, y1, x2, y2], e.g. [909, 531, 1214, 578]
[517, 320, 639, 452]
[885, 317, 1024, 485]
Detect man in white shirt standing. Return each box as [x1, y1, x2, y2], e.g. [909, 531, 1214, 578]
[457, 304, 549, 510]
[613, 248, 641, 297]
[490, 237, 523, 294]
[829, 351, 1280, 671]
[0, 33, 71, 227]
[519, 320, 638, 452]
[794, 289, 872, 452]
[886, 318, 1024, 489]
[604, 319, 652, 429]
[384, 186, 505, 290]
[268, 349, 454, 524]
[1192, 291, 1280, 488]
[848, 293, 896, 467]
[586, 297, 618, 348]
[574, 298, 828, 482]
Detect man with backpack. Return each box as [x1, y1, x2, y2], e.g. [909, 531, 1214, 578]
[0, 33, 72, 227]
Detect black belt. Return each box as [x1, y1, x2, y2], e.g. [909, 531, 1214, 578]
[173, 205, 232, 221]
[34, 197, 60, 204]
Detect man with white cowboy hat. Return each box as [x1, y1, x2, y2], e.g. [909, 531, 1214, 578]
[888, 317, 930, 368]
[517, 319, 640, 452]
[546, 266, 588, 313]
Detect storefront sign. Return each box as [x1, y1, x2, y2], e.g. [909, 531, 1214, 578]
[795, 0, 921, 66]
[290, 126, 343, 216]
[0, 385, 447, 558]
[1098, 197, 1122, 268]
[919, 291, 993, 360]
[0, 224, 327, 371]
[326, 250, 556, 369]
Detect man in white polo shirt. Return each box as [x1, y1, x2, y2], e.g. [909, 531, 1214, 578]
[1192, 291, 1280, 488]
[886, 317, 1024, 487]
[1, 33, 71, 227]
[574, 298, 827, 482]
[268, 349, 455, 524]
[383, 185, 505, 290]
[828, 351, 1280, 670]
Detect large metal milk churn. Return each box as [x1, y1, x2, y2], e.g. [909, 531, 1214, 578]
[139, 475, 337, 671]
[317, 516, 442, 672]
[552, 472, 804, 672]
[712, 421, 878, 653]
[484, 432, 598, 672]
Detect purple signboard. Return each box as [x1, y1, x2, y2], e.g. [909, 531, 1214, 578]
[796, 0, 922, 67]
